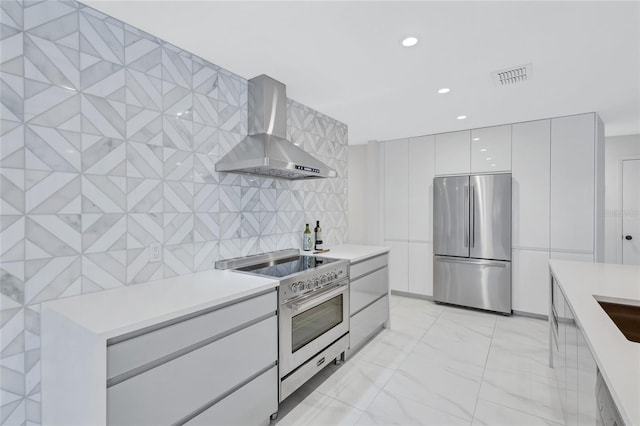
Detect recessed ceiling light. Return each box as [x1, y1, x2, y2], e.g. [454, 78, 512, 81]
[438, 88, 450, 94]
[473, 137, 480, 141]
[457, 115, 467, 120]
[480, 148, 487, 152]
[486, 157, 493, 161]
[491, 163, 497, 167]
[401, 36, 418, 47]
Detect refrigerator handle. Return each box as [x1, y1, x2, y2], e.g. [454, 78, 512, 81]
[471, 185, 475, 248]
[464, 185, 469, 248]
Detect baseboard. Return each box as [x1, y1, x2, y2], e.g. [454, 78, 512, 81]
[390, 290, 434, 301]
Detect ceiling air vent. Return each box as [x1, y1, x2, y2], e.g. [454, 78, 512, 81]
[492, 63, 532, 86]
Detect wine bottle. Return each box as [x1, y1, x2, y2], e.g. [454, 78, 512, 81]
[303, 224, 312, 251]
[314, 220, 323, 250]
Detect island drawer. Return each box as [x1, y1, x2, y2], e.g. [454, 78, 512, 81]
[107, 315, 277, 425]
[350, 254, 388, 281]
[185, 366, 277, 426]
[107, 290, 276, 380]
[350, 266, 388, 315]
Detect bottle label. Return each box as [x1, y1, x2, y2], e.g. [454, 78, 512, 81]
[303, 234, 312, 251]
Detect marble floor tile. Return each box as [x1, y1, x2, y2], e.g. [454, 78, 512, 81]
[472, 398, 564, 426]
[275, 390, 364, 426]
[385, 355, 483, 421]
[485, 338, 555, 379]
[410, 335, 489, 377]
[492, 315, 549, 349]
[389, 306, 438, 339]
[355, 389, 471, 426]
[478, 367, 564, 424]
[349, 329, 418, 370]
[275, 296, 566, 426]
[309, 358, 395, 411]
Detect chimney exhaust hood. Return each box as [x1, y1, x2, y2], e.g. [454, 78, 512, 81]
[215, 75, 337, 180]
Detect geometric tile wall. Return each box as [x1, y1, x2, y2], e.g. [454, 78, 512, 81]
[0, 1, 348, 424]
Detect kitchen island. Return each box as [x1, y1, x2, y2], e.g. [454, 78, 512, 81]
[549, 260, 640, 426]
[316, 244, 391, 356]
[41, 269, 279, 426]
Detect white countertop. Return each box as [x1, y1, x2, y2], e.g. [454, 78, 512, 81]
[42, 269, 278, 339]
[549, 260, 640, 426]
[312, 244, 390, 263]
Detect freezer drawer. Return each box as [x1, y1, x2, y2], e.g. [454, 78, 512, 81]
[433, 256, 511, 314]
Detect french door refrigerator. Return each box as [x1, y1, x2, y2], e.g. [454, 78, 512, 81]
[433, 174, 512, 314]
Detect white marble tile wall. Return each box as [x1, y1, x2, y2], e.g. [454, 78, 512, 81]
[0, 1, 348, 424]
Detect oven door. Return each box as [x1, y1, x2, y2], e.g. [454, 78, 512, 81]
[279, 279, 349, 377]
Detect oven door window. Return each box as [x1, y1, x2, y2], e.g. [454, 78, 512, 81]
[292, 294, 343, 353]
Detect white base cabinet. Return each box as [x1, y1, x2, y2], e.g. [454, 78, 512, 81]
[348, 253, 390, 354]
[550, 278, 598, 426]
[512, 249, 549, 315]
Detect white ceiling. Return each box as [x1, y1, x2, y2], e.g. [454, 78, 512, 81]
[86, 1, 640, 145]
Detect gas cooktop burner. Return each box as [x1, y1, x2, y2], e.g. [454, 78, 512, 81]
[238, 255, 340, 278]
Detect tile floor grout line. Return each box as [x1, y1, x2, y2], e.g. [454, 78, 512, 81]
[470, 311, 498, 423]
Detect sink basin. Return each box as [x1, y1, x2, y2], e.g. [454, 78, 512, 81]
[597, 299, 640, 343]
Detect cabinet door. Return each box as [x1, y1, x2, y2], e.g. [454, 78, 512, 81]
[471, 125, 511, 173]
[512, 249, 549, 316]
[384, 139, 409, 240]
[576, 328, 598, 426]
[512, 120, 551, 250]
[408, 242, 433, 296]
[385, 240, 408, 292]
[408, 135, 435, 242]
[550, 114, 595, 253]
[565, 300, 579, 426]
[434, 130, 470, 175]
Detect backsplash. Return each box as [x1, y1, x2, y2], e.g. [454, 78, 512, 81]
[0, 1, 348, 424]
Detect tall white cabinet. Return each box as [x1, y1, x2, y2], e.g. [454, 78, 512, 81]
[383, 136, 435, 295]
[383, 139, 409, 292]
[377, 113, 604, 316]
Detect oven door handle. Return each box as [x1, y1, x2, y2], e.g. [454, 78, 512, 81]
[288, 283, 347, 314]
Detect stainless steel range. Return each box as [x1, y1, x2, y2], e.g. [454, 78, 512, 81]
[215, 249, 350, 402]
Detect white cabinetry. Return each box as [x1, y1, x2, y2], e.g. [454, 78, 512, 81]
[435, 130, 470, 175]
[107, 291, 278, 425]
[512, 249, 549, 316]
[386, 240, 408, 292]
[408, 135, 435, 241]
[349, 253, 390, 354]
[471, 125, 512, 173]
[550, 114, 596, 254]
[551, 277, 598, 426]
[512, 120, 550, 250]
[408, 242, 433, 296]
[384, 139, 409, 240]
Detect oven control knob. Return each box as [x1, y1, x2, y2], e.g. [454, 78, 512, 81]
[307, 282, 313, 290]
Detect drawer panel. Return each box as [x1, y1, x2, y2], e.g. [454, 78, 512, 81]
[107, 290, 276, 380]
[107, 316, 277, 426]
[350, 267, 388, 315]
[350, 295, 389, 351]
[186, 366, 277, 426]
[350, 254, 388, 280]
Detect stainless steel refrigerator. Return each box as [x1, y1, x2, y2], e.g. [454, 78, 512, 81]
[433, 174, 512, 314]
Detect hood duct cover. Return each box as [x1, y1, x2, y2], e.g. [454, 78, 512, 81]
[215, 75, 337, 179]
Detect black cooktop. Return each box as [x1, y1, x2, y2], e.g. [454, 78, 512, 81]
[238, 255, 339, 278]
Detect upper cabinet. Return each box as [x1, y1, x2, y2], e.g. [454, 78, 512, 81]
[550, 114, 596, 253]
[434, 130, 470, 175]
[384, 139, 409, 240]
[471, 125, 512, 173]
[408, 135, 435, 242]
[512, 120, 550, 249]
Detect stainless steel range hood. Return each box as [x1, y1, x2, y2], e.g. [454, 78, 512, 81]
[215, 75, 337, 179]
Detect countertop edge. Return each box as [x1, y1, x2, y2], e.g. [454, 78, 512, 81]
[549, 260, 640, 426]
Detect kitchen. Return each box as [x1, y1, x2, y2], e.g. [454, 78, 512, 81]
[0, 1, 639, 426]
